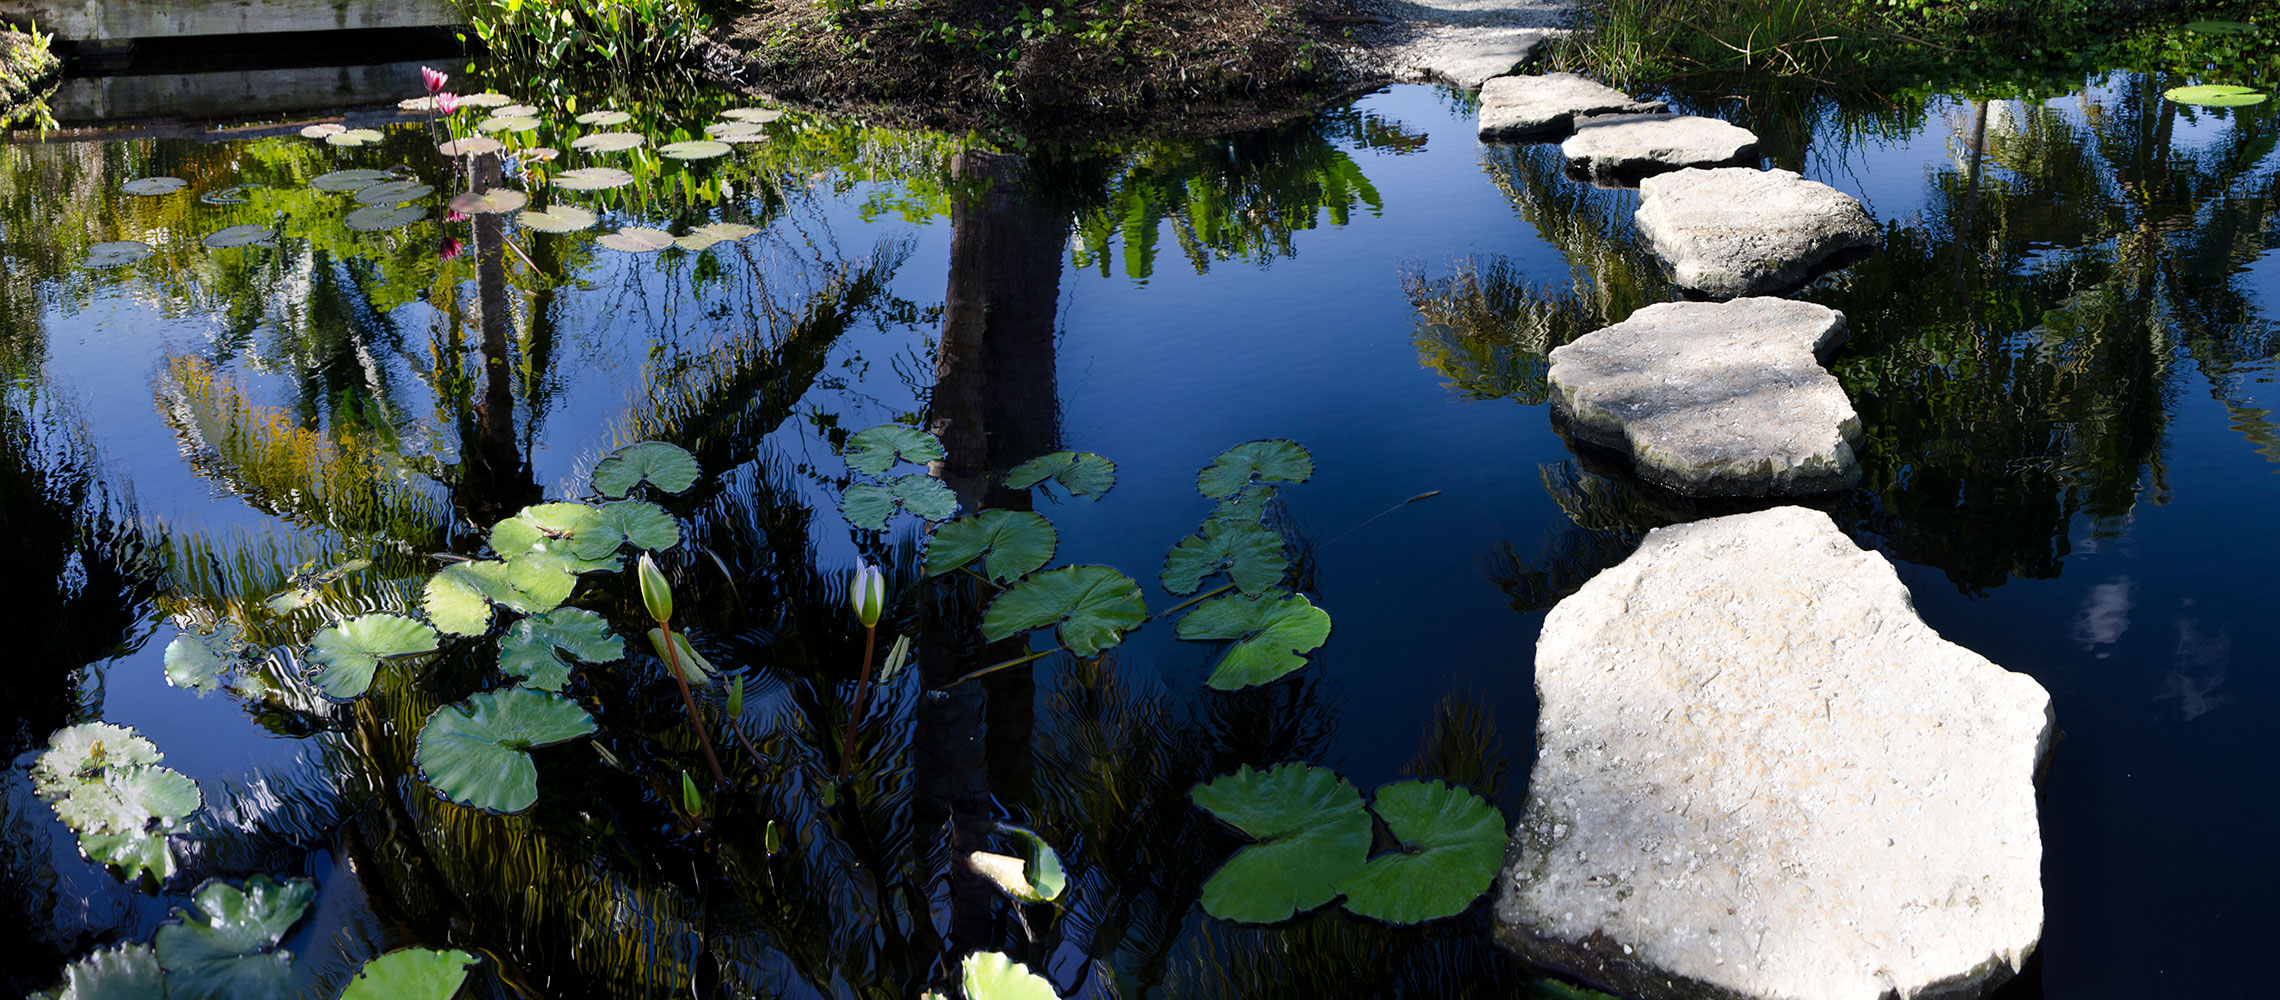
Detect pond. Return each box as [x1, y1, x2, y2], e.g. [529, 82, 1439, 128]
[1, 56, 2275, 999]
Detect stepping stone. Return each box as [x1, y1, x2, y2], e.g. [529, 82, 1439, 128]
[1561, 113, 1760, 185]
[1412, 31, 1555, 90]
[1635, 167, 1880, 298]
[1478, 73, 1665, 142]
[1499, 505, 2052, 1000]
[1547, 298, 1863, 496]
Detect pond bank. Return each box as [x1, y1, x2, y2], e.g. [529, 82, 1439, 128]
[1, 28, 58, 126]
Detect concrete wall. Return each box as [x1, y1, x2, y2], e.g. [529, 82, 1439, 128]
[47, 58, 428, 122]
[0, 0, 460, 42]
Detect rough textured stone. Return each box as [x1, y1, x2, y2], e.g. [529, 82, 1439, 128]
[1408, 31, 1555, 88]
[1359, 0, 1577, 87]
[1498, 506, 2052, 1000]
[1479, 73, 1666, 142]
[1634, 167, 1880, 297]
[1548, 298, 1863, 496]
[1561, 113, 1760, 184]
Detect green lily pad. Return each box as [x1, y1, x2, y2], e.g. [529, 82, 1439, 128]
[33, 724, 201, 884]
[163, 630, 238, 693]
[344, 205, 427, 232]
[1339, 780, 1507, 924]
[353, 180, 432, 205]
[488, 502, 633, 566]
[961, 952, 1058, 1000]
[2164, 84, 2269, 107]
[841, 474, 959, 531]
[78, 827, 178, 884]
[152, 875, 315, 997]
[550, 167, 634, 191]
[415, 688, 596, 813]
[674, 232, 727, 252]
[83, 241, 152, 268]
[1197, 440, 1312, 499]
[926, 509, 1056, 583]
[1176, 591, 1331, 690]
[1002, 825, 1066, 902]
[313, 169, 391, 192]
[591, 440, 701, 497]
[718, 107, 786, 123]
[308, 613, 441, 699]
[980, 565, 1146, 656]
[1161, 519, 1287, 596]
[498, 607, 625, 691]
[597, 227, 674, 252]
[341, 948, 479, 1000]
[264, 556, 374, 614]
[1003, 451, 1117, 498]
[476, 115, 541, 134]
[1190, 763, 1371, 923]
[326, 128, 387, 148]
[496, 103, 540, 117]
[422, 556, 582, 636]
[707, 121, 766, 139]
[202, 224, 275, 249]
[299, 123, 346, 140]
[575, 110, 632, 126]
[659, 140, 732, 160]
[570, 131, 645, 154]
[438, 136, 505, 157]
[645, 627, 718, 684]
[2185, 20, 2256, 35]
[449, 188, 529, 215]
[844, 424, 947, 475]
[1212, 485, 1282, 530]
[55, 943, 164, 1000]
[457, 92, 515, 108]
[123, 177, 189, 196]
[691, 221, 760, 242]
[519, 204, 598, 233]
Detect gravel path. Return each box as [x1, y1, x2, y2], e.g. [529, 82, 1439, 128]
[1353, 0, 1580, 88]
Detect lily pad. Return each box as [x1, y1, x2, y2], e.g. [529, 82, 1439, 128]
[341, 948, 479, 1000]
[308, 613, 441, 699]
[415, 688, 596, 813]
[265, 556, 374, 613]
[313, 168, 390, 192]
[398, 96, 444, 112]
[645, 627, 718, 684]
[152, 875, 315, 996]
[1001, 825, 1066, 902]
[1197, 440, 1312, 499]
[841, 474, 958, 530]
[2185, 20, 2256, 34]
[597, 227, 675, 253]
[457, 92, 516, 108]
[1004, 450, 1117, 498]
[1339, 780, 1506, 924]
[517, 146, 560, 163]
[1176, 591, 1331, 690]
[499, 607, 625, 691]
[1210, 484, 1277, 524]
[54, 943, 164, 1000]
[926, 509, 1056, 584]
[344, 204, 426, 232]
[519, 204, 598, 233]
[32, 723, 201, 883]
[200, 184, 258, 205]
[845, 424, 947, 475]
[423, 556, 582, 636]
[980, 565, 1146, 656]
[83, 241, 152, 268]
[707, 121, 766, 138]
[202, 224, 276, 249]
[1161, 519, 1286, 596]
[489, 499, 673, 565]
[659, 140, 732, 160]
[298, 123, 346, 139]
[449, 188, 529, 215]
[1190, 763, 1371, 923]
[496, 103, 540, 117]
[438, 136, 506, 157]
[692, 221, 760, 242]
[570, 131, 646, 154]
[591, 440, 701, 497]
[476, 115, 541, 134]
[961, 952, 1058, 1000]
[163, 629, 239, 692]
[354, 180, 433, 205]
[718, 107, 786, 123]
[122, 177, 188, 196]
[2164, 84, 2269, 107]
[550, 167, 634, 191]
[574, 110, 632, 126]
[326, 128, 387, 148]
[674, 232, 727, 252]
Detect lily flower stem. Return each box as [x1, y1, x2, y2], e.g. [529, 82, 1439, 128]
[1150, 582, 1237, 622]
[838, 624, 877, 782]
[947, 647, 1053, 687]
[659, 620, 727, 789]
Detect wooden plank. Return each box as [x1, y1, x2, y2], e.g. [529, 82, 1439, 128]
[0, 0, 461, 43]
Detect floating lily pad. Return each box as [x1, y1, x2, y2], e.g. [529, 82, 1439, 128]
[844, 424, 946, 475]
[692, 221, 760, 242]
[326, 128, 387, 147]
[1177, 591, 1331, 690]
[416, 688, 597, 813]
[495, 103, 540, 117]
[550, 167, 634, 191]
[927, 509, 1056, 584]
[2164, 84, 2269, 107]
[476, 115, 541, 134]
[299, 123, 347, 139]
[265, 556, 374, 613]
[341, 948, 479, 1000]
[457, 92, 516, 108]
[591, 441, 701, 497]
[674, 232, 727, 252]
[597, 227, 675, 252]
[123, 177, 188, 196]
[499, 607, 625, 691]
[980, 565, 1146, 656]
[961, 952, 1057, 1000]
[841, 474, 958, 530]
[707, 121, 766, 138]
[518, 146, 560, 163]
[54, 943, 165, 999]
[718, 107, 786, 123]
[438, 136, 506, 157]
[449, 188, 529, 215]
[83, 241, 153, 268]
[570, 131, 645, 154]
[398, 96, 444, 112]
[308, 613, 441, 699]
[163, 629, 242, 692]
[1161, 519, 1287, 596]
[645, 627, 718, 684]
[1190, 763, 1371, 923]
[1210, 484, 1277, 524]
[152, 875, 315, 997]
[423, 556, 582, 636]
[200, 184, 258, 205]
[575, 110, 632, 126]
[1000, 826, 1066, 902]
[1197, 440, 1312, 498]
[1339, 780, 1506, 924]
[344, 204, 426, 232]
[353, 180, 433, 205]
[659, 140, 732, 160]
[491, 499, 675, 563]
[202, 224, 276, 249]
[313, 168, 391, 192]
[519, 204, 598, 233]
[32, 723, 201, 883]
[1004, 450, 1117, 498]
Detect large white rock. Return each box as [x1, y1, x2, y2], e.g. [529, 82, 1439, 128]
[1548, 298, 1862, 496]
[1479, 72, 1665, 142]
[1499, 506, 2053, 1000]
[1562, 113, 1760, 185]
[1635, 167, 1880, 297]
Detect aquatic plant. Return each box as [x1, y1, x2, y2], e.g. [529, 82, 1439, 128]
[341, 948, 478, 999]
[30, 723, 203, 884]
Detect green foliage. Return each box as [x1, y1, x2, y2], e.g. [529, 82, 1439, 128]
[499, 607, 626, 690]
[927, 509, 1058, 583]
[1176, 592, 1332, 690]
[31, 723, 201, 883]
[308, 613, 441, 699]
[591, 441, 701, 498]
[980, 565, 1148, 656]
[1195, 440, 1313, 499]
[1003, 450, 1117, 498]
[340, 948, 478, 1000]
[1189, 763, 1371, 923]
[2165, 83, 2269, 105]
[415, 688, 598, 813]
[151, 876, 315, 997]
[1160, 519, 1287, 596]
[959, 951, 1059, 1000]
[845, 424, 949, 474]
[457, 0, 713, 80]
[48, 943, 164, 1000]
[163, 629, 235, 693]
[842, 473, 959, 530]
[423, 558, 579, 636]
[1338, 780, 1509, 923]
[647, 627, 720, 683]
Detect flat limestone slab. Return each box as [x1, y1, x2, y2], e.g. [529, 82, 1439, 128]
[1411, 31, 1554, 89]
[1547, 298, 1862, 496]
[1562, 114, 1760, 185]
[1635, 167, 1880, 297]
[1479, 73, 1665, 142]
[1499, 506, 2053, 1000]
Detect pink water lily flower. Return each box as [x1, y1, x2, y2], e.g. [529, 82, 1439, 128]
[439, 236, 465, 262]
[435, 92, 463, 115]
[444, 210, 470, 224]
[422, 66, 449, 95]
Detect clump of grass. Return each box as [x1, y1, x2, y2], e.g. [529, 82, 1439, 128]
[1, 21, 61, 128]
